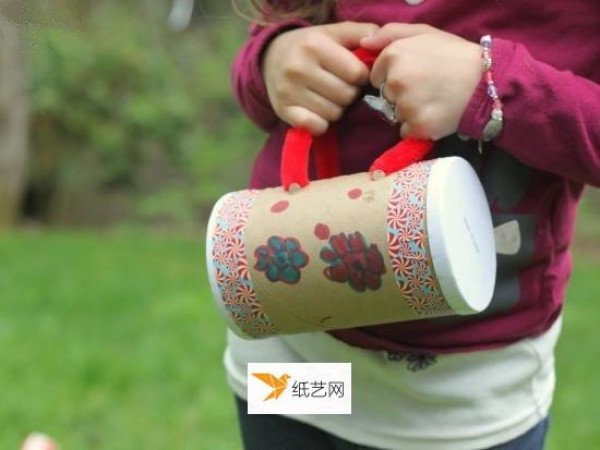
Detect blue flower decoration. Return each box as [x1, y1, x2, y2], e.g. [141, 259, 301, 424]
[254, 236, 309, 284]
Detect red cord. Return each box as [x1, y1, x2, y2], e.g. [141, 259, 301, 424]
[369, 138, 434, 176]
[314, 124, 341, 180]
[281, 128, 312, 190]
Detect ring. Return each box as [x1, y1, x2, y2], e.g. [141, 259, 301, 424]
[378, 82, 397, 124]
[362, 82, 398, 125]
[379, 82, 390, 101]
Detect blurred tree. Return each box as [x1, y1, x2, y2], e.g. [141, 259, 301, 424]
[0, 12, 28, 228]
[22, 0, 259, 228]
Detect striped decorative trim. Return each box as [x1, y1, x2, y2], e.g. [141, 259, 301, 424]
[211, 191, 278, 338]
[386, 162, 453, 317]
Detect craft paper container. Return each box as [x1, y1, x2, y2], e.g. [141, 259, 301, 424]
[206, 157, 496, 339]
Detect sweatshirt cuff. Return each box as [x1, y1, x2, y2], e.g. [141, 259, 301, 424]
[458, 38, 516, 140]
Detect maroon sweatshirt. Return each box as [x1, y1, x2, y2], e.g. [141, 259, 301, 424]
[230, 0, 600, 353]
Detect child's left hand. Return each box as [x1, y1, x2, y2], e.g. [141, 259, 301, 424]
[361, 24, 482, 140]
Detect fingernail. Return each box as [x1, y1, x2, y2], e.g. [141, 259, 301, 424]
[371, 170, 386, 181]
[288, 183, 302, 194]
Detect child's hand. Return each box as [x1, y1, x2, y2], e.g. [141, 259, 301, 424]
[262, 22, 379, 135]
[360, 24, 481, 140]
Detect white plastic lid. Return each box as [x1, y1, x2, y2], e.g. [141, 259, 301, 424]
[426, 157, 496, 314]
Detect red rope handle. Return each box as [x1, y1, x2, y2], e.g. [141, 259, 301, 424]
[280, 127, 313, 190]
[280, 47, 433, 191]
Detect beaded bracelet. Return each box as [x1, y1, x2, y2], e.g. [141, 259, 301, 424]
[479, 35, 503, 150]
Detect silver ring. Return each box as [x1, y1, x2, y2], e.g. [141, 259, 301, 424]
[379, 82, 389, 101]
[379, 83, 397, 124]
[362, 82, 398, 125]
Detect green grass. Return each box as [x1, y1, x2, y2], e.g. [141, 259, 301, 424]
[548, 252, 600, 450]
[0, 224, 598, 449]
[0, 230, 240, 449]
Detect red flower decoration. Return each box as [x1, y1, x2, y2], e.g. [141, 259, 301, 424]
[320, 232, 386, 292]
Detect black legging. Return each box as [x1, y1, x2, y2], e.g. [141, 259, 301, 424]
[234, 396, 550, 450]
[235, 396, 377, 450]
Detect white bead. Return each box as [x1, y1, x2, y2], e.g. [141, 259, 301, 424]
[405, 0, 425, 5]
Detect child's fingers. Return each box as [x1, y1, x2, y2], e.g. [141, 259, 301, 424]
[368, 42, 393, 92]
[305, 70, 360, 106]
[400, 122, 412, 139]
[367, 23, 433, 43]
[292, 88, 344, 122]
[283, 105, 330, 136]
[317, 38, 371, 85]
[324, 21, 380, 49]
[369, 43, 410, 96]
[369, 56, 394, 102]
[399, 121, 429, 140]
[360, 23, 435, 57]
[359, 34, 392, 52]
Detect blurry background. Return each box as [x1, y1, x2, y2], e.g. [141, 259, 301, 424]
[0, 0, 598, 448]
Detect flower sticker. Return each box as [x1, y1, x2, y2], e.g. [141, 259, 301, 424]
[386, 352, 438, 372]
[320, 232, 386, 292]
[254, 236, 309, 284]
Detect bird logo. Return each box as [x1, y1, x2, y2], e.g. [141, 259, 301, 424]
[252, 372, 292, 400]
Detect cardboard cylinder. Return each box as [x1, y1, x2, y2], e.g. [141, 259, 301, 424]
[206, 157, 496, 339]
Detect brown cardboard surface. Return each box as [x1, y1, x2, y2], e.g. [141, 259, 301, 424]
[245, 172, 420, 334]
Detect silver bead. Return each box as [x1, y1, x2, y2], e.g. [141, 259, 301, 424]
[481, 117, 503, 142]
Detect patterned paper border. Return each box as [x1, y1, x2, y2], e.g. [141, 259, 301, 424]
[386, 162, 453, 317]
[210, 191, 278, 338]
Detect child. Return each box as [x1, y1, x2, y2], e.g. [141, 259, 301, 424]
[224, 1, 600, 448]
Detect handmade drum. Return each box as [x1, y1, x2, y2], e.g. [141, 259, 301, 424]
[206, 157, 496, 339]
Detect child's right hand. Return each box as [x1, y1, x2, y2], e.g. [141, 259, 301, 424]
[262, 22, 379, 135]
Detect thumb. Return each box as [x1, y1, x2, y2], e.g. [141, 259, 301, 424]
[324, 22, 380, 48]
[360, 23, 432, 49]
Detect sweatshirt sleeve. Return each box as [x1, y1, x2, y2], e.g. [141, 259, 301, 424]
[458, 38, 600, 187]
[231, 20, 310, 132]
